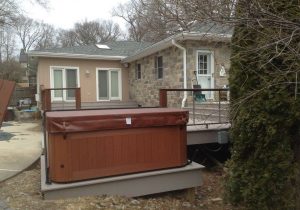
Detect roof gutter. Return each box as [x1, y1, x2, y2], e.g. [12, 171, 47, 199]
[171, 39, 187, 108]
[27, 52, 126, 60]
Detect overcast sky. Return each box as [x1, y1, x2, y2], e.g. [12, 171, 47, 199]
[22, 0, 129, 30]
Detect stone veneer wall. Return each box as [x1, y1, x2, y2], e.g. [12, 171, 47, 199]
[128, 40, 231, 107]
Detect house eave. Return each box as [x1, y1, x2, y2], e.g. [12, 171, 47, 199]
[122, 32, 232, 63]
[27, 52, 126, 61]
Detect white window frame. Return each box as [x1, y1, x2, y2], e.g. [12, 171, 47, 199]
[96, 68, 122, 101]
[50, 66, 80, 102]
[135, 63, 142, 80]
[155, 56, 163, 79]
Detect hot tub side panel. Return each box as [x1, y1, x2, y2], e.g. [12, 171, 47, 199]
[48, 125, 187, 183]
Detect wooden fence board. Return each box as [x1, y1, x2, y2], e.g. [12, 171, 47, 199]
[0, 80, 16, 128]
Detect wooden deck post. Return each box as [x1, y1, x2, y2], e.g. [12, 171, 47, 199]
[40, 85, 45, 111]
[75, 88, 81, 110]
[159, 89, 167, 107]
[41, 88, 51, 111]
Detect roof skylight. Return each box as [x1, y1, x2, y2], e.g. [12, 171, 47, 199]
[95, 44, 111, 49]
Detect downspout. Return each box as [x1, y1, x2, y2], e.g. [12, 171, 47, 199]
[171, 39, 187, 108]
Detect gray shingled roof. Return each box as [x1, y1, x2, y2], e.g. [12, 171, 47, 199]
[189, 21, 233, 36]
[31, 41, 152, 57]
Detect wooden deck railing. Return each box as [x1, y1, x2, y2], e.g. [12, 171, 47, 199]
[41, 87, 81, 111]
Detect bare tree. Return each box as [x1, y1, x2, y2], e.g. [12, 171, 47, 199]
[0, 0, 19, 27]
[0, 60, 23, 81]
[97, 20, 122, 42]
[73, 20, 100, 45]
[1, 27, 16, 61]
[113, 0, 191, 42]
[34, 23, 58, 50]
[30, 0, 49, 8]
[57, 29, 77, 47]
[113, 1, 147, 41]
[57, 19, 122, 47]
[0, 0, 49, 28]
[113, 0, 236, 42]
[13, 15, 45, 52]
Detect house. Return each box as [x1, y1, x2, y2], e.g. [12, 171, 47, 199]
[28, 22, 232, 110]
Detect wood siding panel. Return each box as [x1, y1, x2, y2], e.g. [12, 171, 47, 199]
[48, 126, 187, 183]
[0, 80, 15, 128]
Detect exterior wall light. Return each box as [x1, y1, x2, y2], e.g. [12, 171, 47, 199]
[85, 70, 90, 77]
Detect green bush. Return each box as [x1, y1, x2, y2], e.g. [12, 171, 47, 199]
[225, 1, 300, 209]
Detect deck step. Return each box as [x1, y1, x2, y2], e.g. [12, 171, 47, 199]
[41, 156, 204, 200]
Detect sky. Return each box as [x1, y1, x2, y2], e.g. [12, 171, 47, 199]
[22, 0, 129, 30]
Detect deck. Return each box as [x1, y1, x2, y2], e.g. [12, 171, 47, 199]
[41, 156, 204, 200]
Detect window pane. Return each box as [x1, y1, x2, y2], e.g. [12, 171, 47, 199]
[158, 67, 163, 79]
[206, 55, 211, 74]
[157, 56, 163, 79]
[136, 64, 141, 79]
[53, 69, 63, 98]
[98, 71, 109, 99]
[200, 63, 204, 70]
[198, 53, 211, 75]
[111, 71, 119, 98]
[66, 69, 77, 100]
[138, 64, 141, 79]
[158, 56, 163, 68]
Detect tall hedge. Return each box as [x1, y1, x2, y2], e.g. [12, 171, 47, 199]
[225, 0, 300, 209]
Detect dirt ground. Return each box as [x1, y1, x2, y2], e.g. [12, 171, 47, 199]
[0, 161, 238, 210]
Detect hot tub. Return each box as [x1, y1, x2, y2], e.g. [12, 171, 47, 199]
[45, 108, 189, 183]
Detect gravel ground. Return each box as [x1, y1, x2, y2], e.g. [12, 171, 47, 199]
[0, 161, 238, 210]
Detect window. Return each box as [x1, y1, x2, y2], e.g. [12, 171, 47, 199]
[197, 54, 210, 75]
[50, 67, 79, 101]
[97, 69, 122, 101]
[155, 56, 163, 79]
[135, 63, 141, 80]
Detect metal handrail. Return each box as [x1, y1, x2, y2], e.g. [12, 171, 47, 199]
[159, 88, 230, 126]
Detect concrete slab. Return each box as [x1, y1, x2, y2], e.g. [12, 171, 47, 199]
[0, 121, 42, 182]
[41, 156, 204, 200]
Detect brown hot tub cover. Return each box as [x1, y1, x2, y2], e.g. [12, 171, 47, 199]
[46, 108, 189, 133]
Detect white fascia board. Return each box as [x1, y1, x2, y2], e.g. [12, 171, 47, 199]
[180, 32, 232, 42]
[27, 52, 126, 60]
[122, 32, 232, 63]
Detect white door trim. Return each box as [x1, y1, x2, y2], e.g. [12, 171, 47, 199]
[196, 50, 214, 99]
[49, 66, 80, 102]
[96, 68, 122, 102]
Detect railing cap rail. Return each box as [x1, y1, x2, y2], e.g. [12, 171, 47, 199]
[160, 88, 229, 91]
[42, 87, 80, 91]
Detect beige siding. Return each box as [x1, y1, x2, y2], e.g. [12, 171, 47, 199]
[37, 57, 130, 102]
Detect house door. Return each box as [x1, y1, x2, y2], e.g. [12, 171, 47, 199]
[51, 67, 79, 101]
[97, 69, 122, 101]
[197, 51, 214, 99]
